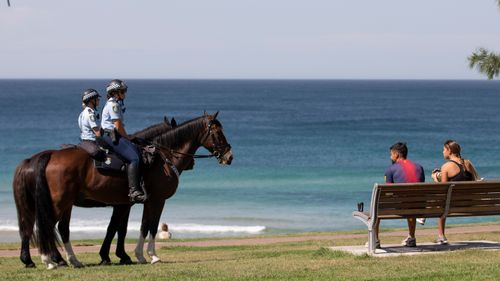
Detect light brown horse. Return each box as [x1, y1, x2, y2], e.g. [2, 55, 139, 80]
[13, 118, 175, 268]
[33, 113, 232, 269]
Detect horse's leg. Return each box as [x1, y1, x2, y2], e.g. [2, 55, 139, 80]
[34, 152, 59, 270]
[20, 234, 35, 268]
[13, 160, 37, 268]
[99, 205, 132, 265]
[18, 206, 37, 268]
[51, 248, 68, 267]
[58, 209, 84, 268]
[146, 201, 165, 264]
[115, 205, 133, 265]
[51, 211, 69, 267]
[134, 205, 149, 264]
[98, 206, 121, 265]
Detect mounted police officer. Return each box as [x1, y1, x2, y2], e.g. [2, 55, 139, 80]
[101, 79, 146, 203]
[78, 88, 102, 157]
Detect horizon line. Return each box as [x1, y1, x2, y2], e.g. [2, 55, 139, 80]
[0, 78, 497, 81]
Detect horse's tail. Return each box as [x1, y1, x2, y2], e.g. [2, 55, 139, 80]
[34, 152, 60, 256]
[13, 158, 37, 245]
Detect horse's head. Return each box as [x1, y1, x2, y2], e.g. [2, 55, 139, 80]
[201, 111, 233, 165]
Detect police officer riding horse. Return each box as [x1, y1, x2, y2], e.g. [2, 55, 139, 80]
[101, 79, 146, 203]
[78, 88, 102, 157]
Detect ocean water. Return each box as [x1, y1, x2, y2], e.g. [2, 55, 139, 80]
[1, 79, 500, 242]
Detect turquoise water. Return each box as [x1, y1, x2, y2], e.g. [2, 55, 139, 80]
[1, 79, 500, 241]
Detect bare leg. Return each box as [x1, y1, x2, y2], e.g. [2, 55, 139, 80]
[438, 217, 446, 237]
[407, 218, 416, 238]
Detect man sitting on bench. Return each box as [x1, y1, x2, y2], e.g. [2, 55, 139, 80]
[373, 142, 425, 248]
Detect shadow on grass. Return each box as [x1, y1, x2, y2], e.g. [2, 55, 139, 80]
[313, 248, 352, 258]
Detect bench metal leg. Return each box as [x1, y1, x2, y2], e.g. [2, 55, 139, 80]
[368, 228, 376, 255]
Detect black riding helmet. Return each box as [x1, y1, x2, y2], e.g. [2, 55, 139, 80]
[106, 79, 128, 95]
[81, 88, 101, 103]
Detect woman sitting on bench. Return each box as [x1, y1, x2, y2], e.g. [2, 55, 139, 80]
[431, 139, 480, 245]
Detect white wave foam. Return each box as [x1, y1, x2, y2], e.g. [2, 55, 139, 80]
[0, 225, 19, 231]
[169, 224, 266, 234]
[0, 221, 266, 234]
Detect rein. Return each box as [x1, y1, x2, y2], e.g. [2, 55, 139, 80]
[146, 115, 230, 165]
[170, 150, 215, 159]
[150, 118, 229, 160]
[156, 149, 180, 179]
[150, 141, 215, 159]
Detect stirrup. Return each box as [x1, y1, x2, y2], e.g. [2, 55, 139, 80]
[129, 190, 147, 203]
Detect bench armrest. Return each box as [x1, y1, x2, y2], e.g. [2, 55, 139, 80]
[352, 211, 372, 228]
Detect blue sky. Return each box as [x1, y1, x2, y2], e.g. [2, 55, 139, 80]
[1, 0, 500, 79]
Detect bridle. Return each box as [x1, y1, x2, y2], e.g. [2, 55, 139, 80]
[197, 118, 232, 160]
[153, 117, 231, 179]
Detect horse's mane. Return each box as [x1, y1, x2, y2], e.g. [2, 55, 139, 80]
[132, 121, 171, 140]
[153, 116, 208, 147]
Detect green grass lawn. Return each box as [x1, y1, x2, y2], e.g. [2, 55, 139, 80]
[1, 225, 500, 281]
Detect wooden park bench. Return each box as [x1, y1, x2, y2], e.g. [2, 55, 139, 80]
[353, 180, 500, 254]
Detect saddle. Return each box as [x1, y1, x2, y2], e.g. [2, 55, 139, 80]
[61, 141, 157, 174]
[61, 140, 195, 174]
[95, 152, 127, 173]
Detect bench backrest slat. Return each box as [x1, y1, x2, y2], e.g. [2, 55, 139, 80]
[379, 200, 445, 209]
[371, 183, 451, 219]
[369, 180, 500, 220]
[378, 208, 446, 216]
[451, 194, 500, 200]
[449, 206, 500, 214]
[451, 199, 500, 207]
[447, 181, 500, 216]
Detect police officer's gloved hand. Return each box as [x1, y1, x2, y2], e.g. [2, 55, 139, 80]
[95, 136, 107, 148]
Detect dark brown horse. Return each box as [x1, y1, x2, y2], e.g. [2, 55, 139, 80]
[33, 113, 232, 269]
[13, 118, 175, 268]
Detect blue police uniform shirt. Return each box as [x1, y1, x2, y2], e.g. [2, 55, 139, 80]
[101, 97, 124, 130]
[78, 106, 99, 141]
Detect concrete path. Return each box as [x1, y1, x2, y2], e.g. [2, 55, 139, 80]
[331, 240, 500, 257]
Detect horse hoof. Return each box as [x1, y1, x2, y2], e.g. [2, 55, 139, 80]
[120, 258, 133, 265]
[151, 256, 161, 264]
[136, 257, 148, 264]
[25, 263, 36, 268]
[58, 261, 69, 267]
[99, 260, 112, 266]
[68, 257, 84, 268]
[47, 263, 58, 270]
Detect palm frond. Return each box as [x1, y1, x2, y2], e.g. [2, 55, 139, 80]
[468, 48, 500, 80]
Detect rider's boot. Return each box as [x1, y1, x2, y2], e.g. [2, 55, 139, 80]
[127, 163, 146, 203]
